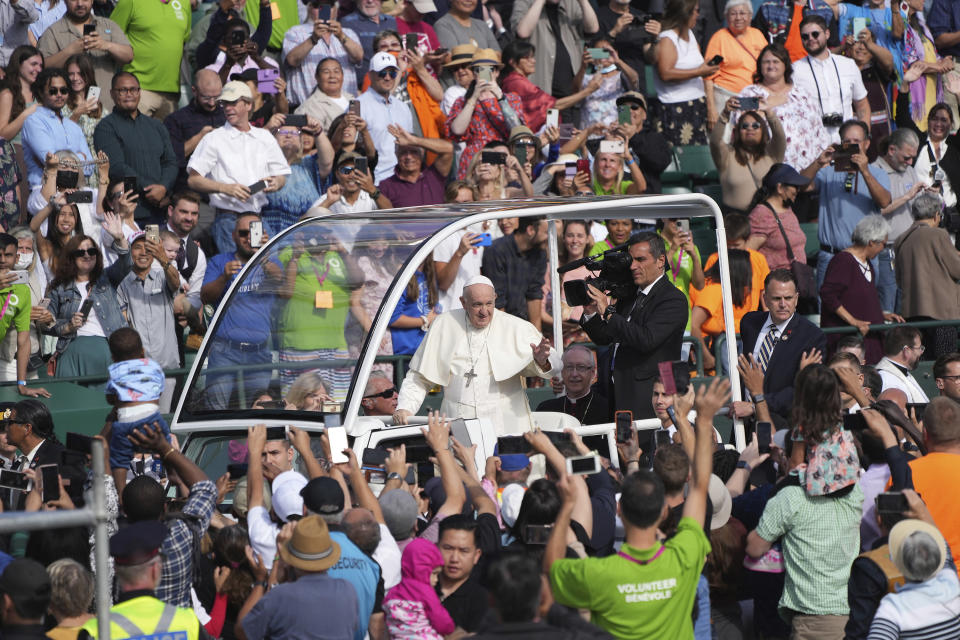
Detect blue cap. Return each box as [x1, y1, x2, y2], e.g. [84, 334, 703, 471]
[110, 521, 166, 565]
[499, 454, 531, 472]
[763, 163, 810, 190]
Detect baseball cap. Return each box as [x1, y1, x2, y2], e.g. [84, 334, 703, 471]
[763, 163, 810, 189]
[109, 521, 166, 565]
[300, 476, 345, 515]
[379, 489, 418, 541]
[271, 470, 308, 522]
[336, 151, 363, 169]
[0, 559, 50, 617]
[616, 91, 647, 110]
[370, 51, 400, 73]
[499, 454, 530, 472]
[219, 80, 252, 102]
[500, 483, 525, 528]
[889, 519, 947, 582]
[409, 0, 437, 12]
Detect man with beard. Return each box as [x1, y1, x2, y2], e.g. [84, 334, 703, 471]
[876, 325, 930, 407]
[164, 70, 226, 192]
[261, 115, 332, 233]
[37, 0, 133, 111]
[377, 124, 453, 207]
[164, 191, 206, 319]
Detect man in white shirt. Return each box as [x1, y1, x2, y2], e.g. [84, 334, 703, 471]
[357, 51, 414, 184]
[282, 2, 363, 105]
[187, 80, 290, 254]
[876, 325, 930, 407]
[791, 14, 870, 143]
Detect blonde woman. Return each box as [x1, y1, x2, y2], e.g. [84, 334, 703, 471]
[465, 141, 533, 201]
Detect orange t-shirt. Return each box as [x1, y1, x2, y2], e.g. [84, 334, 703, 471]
[784, 3, 807, 62]
[705, 27, 769, 94]
[689, 280, 759, 336]
[906, 452, 960, 576]
[703, 249, 771, 302]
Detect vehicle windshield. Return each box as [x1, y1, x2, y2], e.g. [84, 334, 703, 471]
[179, 215, 450, 421]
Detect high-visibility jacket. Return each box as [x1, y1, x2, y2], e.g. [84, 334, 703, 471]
[80, 594, 201, 640]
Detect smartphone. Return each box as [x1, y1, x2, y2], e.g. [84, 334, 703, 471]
[738, 96, 759, 111]
[617, 103, 632, 125]
[615, 410, 633, 443]
[405, 33, 418, 51]
[546, 108, 560, 130]
[906, 402, 928, 418]
[852, 17, 868, 37]
[449, 418, 472, 447]
[658, 360, 678, 395]
[248, 220, 263, 248]
[474, 232, 492, 247]
[40, 464, 60, 502]
[587, 47, 610, 60]
[78, 298, 94, 321]
[257, 68, 279, 95]
[248, 180, 267, 195]
[229, 30, 246, 46]
[86, 86, 100, 103]
[265, 426, 287, 441]
[523, 524, 553, 545]
[708, 55, 724, 65]
[123, 176, 137, 195]
[66, 431, 95, 454]
[404, 466, 416, 485]
[326, 426, 349, 464]
[66, 190, 93, 204]
[83, 23, 96, 35]
[544, 431, 571, 446]
[655, 429, 672, 447]
[576, 158, 590, 174]
[843, 411, 868, 431]
[876, 491, 908, 527]
[514, 144, 527, 166]
[599, 139, 625, 155]
[477, 66, 493, 82]
[0, 469, 28, 491]
[565, 161, 577, 179]
[354, 156, 368, 174]
[362, 448, 390, 466]
[677, 219, 690, 234]
[38, 297, 51, 309]
[566, 454, 601, 476]
[61, 449, 87, 468]
[481, 151, 507, 165]
[226, 462, 248, 479]
[833, 142, 858, 172]
[497, 436, 531, 455]
[9, 270, 28, 286]
[285, 114, 308, 128]
[434, 47, 448, 55]
[317, 3, 332, 20]
[348, 99, 361, 116]
[558, 123, 574, 142]
[756, 421, 772, 454]
[145, 224, 160, 245]
[56, 170, 79, 191]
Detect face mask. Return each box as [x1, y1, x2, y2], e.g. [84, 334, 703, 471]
[599, 63, 617, 74]
[14, 252, 32, 270]
[782, 197, 794, 209]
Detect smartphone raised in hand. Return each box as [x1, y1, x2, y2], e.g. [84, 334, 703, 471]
[40, 464, 60, 502]
[756, 421, 772, 454]
[615, 410, 633, 443]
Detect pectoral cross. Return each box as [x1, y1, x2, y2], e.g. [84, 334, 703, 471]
[464, 368, 477, 387]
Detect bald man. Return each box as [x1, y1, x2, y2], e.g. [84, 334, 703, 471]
[164, 69, 227, 189]
[536, 345, 611, 425]
[393, 276, 561, 435]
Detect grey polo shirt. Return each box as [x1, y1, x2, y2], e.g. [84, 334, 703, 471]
[117, 268, 179, 369]
[873, 156, 921, 244]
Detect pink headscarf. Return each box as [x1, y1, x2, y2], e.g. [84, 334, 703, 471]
[385, 539, 455, 635]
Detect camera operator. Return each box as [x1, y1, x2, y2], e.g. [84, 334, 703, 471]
[578, 232, 687, 441]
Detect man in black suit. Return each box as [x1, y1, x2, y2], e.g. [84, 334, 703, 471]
[579, 232, 688, 437]
[536, 345, 611, 424]
[734, 269, 826, 427]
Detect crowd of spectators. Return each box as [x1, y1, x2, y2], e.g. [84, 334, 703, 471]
[0, 0, 959, 638]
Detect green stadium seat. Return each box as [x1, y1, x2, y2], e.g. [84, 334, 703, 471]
[676, 145, 718, 182]
[694, 183, 723, 206]
[800, 222, 820, 263]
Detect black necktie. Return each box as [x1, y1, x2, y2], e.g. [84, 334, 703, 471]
[176, 239, 186, 270]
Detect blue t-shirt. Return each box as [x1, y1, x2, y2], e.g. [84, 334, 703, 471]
[106, 358, 165, 402]
[328, 531, 380, 640]
[203, 253, 279, 344]
[815, 163, 891, 249]
[389, 271, 431, 356]
[838, 4, 904, 79]
[262, 155, 323, 234]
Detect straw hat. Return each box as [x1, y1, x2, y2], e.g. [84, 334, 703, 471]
[470, 48, 502, 67]
[443, 43, 478, 67]
[278, 515, 341, 572]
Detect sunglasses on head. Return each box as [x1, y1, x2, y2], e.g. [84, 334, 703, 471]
[377, 68, 398, 79]
[48, 86, 70, 96]
[739, 121, 761, 130]
[800, 30, 821, 40]
[71, 247, 98, 258]
[363, 387, 398, 399]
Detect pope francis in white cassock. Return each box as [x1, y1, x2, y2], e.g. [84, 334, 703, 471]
[392, 276, 562, 435]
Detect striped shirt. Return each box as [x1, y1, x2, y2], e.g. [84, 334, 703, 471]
[868, 557, 960, 640]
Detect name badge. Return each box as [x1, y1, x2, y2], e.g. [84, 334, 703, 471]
[271, 2, 282, 19]
[315, 290, 333, 309]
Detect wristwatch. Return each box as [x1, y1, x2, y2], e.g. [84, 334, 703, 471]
[752, 393, 766, 404]
[736, 460, 751, 471]
[370, 188, 382, 200]
[387, 472, 403, 481]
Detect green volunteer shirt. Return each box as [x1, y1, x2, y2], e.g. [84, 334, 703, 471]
[660, 232, 700, 332]
[592, 179, 633, 196]
[245, 0, 298, 51]
[550, 517, 711, 639]
[0, 284, 32, 339]
[277, 247, 350, 351]
[111, 0, 191, 93]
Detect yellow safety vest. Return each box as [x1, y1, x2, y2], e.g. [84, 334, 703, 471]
[80, 595, 201, 640]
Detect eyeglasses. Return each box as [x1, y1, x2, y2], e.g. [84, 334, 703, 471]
[363, 387, 398, 399]
[71, 247, 98, 258]
[338, 165, 357, 174]
[905, 344, 926, 354]
[939, 374, 960, 381]
[114, 86, 140, 95]
[48, 86, 70, 96]
[739, 121, 761, 130]
[800, 31, 821, 40]
[274, 128, 301, 137]
[377, 68, 398, 79]
[562, 364, 594, 373]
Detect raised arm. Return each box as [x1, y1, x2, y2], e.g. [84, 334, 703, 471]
[421, 411, 465, 517]
[682, 378, 730, 527]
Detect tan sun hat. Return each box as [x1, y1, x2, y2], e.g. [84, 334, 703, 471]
[443, 43, 478, 67]
[278, 515, 341, 572]
[470, 48, 502, 67]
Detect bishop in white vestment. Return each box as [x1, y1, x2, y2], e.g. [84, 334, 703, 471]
[393, 277, 561, 435]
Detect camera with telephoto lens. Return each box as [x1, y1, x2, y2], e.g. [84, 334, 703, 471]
[562, 249, 635, 307]
[822, 113, 843, 127]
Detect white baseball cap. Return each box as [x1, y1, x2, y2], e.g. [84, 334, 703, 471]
[370, 51, 400, 73]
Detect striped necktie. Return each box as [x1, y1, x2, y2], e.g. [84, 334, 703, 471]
[756, 326, 779, 374]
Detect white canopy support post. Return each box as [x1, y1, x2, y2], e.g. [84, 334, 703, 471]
[713, 213, 746, 450]
[548, 219, 563, 358]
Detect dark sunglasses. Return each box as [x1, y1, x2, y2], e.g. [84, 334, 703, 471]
[800, 31, 821, 40]
[628, 104, 643, 111]
[377, 69, 399, 79]
[364, 387, 398, 399]
[71, 247, 99, 258]
[338, 165, 357, 174]
[739, 121, 761, 130]
[48, 86, 70, 96]
[450, 63, 471, 72]
[237, 229, 251, 237]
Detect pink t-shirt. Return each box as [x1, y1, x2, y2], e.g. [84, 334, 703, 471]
[748, 203, 807, 271]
